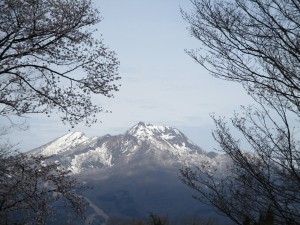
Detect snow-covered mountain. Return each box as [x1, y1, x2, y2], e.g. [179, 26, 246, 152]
[27, 122, 227, 224]
[29, 122, 216, 174]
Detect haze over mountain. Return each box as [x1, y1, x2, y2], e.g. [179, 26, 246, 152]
[28, 122, 228, 224]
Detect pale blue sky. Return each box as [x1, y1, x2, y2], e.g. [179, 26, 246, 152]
[6, 0, 253, 152]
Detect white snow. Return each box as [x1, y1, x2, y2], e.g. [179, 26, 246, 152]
[37, 132, 89, 156]
[161, 133, 175, 140]
[129, 122, 177, 141]
[70, 145, 112, 174]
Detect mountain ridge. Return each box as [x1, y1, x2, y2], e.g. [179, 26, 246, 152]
[28, 122, 214, 175]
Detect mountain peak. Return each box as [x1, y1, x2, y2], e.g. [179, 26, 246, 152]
[125, 122, 203, 155]
[137, 121, 147, 126]
[64, 131, 87, 139]
[126, 122, 176, 139]
[31, 131, 89, 156]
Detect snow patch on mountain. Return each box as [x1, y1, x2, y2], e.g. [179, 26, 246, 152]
[70, 144, 113, 174]
[161, 133, 175, 140]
